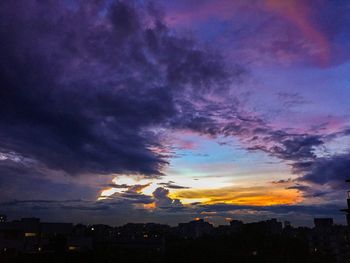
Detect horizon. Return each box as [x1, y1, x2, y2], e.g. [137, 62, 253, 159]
[1, 0, 350, 227]
[0, 214, 345, 229]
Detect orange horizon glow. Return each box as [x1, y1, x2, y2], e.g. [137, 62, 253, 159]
[98, 174, 302, 207]
[144, 202, 156, 209]
[170, 186, 302, 206]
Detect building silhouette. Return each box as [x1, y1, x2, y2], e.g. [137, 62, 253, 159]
[1, 216, 350, 262]
[341, 179, 350, 226]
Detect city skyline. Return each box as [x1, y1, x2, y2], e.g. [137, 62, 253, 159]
[0, 0, 350, 227]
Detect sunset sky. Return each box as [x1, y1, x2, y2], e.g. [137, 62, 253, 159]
[0, 0, 349, 226]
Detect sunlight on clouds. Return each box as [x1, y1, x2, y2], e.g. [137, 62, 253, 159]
[112, 176, 145, 186]
[171, 186, 302, 206]
[98, 174, 302, 207]
[143, 202, 156, 209]
[99, 188, 120, 199]
[178, 197, 211, 204]
[98, 175, 157, 200]
[98, 130, 301, 206]
[98, 172, 234, 201]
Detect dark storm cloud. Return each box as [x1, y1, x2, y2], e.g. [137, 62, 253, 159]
[0, 0, 348, 226]
[285, 184, 329, 198]
[0, 159, 97, 202]
[247, 132, 323, 161]
[259, 131, 350, 197]
[221, 122, 349, 197]
[0, 0, 333, 184]
[0, 0, 234, 176]
[296, 153, 350, 189]
[262, 132, 350, 195]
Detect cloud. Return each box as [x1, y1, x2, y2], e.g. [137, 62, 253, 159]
[0, 195, 185, 225]
[158, 181, 190, 189]
[0, 0, 348, 225]
[167, 0, 350, 67]
[103, 189, 154, 205]
[171, 185, 300, 206]
[153, 187, 183, 209]
[105, 183, 130, 189]
[296, 153, 350, 189]
[0, 159, 97, 202]
[0, 0, 236, 177]
[277, 92, 309, 108]
[125, 183, 151, 194]
[252, 130, 350, 198]
[0, 194, 345, 226]
[247, 132, 323, 161]
[271, 178, 292, 184]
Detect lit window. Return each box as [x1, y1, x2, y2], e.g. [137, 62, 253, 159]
[68, 246, 77, 251]
[24, 232, 37, 237]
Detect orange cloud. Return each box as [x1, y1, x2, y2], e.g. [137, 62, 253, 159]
[170, 185, 302, 206]
[144, 202, 156, 209]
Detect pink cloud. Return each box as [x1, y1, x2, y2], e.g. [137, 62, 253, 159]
[264, 0, 331, 67]
[164, 0, 246, 27]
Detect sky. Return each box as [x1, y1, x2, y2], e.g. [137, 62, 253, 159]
[0, 0, 349, 226]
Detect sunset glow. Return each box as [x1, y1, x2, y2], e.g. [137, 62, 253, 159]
[1, 0, 349, 227]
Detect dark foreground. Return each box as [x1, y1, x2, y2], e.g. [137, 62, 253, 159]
[1, 217, 349, 263]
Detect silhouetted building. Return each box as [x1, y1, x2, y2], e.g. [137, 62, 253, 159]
[0, 217, 74, 253]
[314, 218, 333, 228]
[1, 216, 349, 262]
[176, 219, 213, 238]
[341, 179, 350, 226]
[284, 221, 291, 228]
[245, 218, 283, 236]
[230, 219, 244, 228]
[308, 218, 350, 263]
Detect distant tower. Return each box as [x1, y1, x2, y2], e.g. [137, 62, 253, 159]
[341, 179, 350, 226]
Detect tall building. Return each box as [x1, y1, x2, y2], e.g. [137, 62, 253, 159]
[176, 219, 213, 238]
[340, 179, 350, 226]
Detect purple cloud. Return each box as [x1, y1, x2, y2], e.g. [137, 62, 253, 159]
[0, 0, 236, 176]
